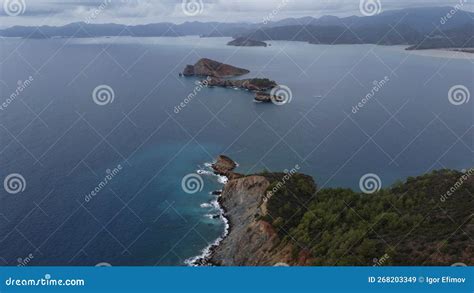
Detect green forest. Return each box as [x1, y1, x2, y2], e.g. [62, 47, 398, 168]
[259, 170, 473, 266]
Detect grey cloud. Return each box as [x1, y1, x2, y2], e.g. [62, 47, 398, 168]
[0, 0, 472, 27]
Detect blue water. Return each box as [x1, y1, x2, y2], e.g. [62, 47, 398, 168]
[0, 36, 472, 266]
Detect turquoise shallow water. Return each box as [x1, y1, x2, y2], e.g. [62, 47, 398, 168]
[0, 36, 472, 265]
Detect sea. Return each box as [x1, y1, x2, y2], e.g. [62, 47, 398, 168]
[0, 36, 472, 266]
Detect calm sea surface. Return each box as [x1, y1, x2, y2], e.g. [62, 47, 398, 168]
[0, 36, 472, 265]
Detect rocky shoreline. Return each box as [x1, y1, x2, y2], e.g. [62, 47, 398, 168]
[188, 155, 296, 266]
[185, 155, 239, 266]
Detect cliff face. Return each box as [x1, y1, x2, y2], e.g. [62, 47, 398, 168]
[210, 175, 294, 266]
[208, 156, 474, 266]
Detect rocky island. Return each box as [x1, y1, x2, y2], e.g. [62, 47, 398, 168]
[182, 58, 282, 103]
[203, 155, 474, 266]
[182, 58, 249, 78]
[227, 37, 268, 47]
[206, 77, 277, 92]
[211, 155, 243, 181]
[254, 92, 285, 103]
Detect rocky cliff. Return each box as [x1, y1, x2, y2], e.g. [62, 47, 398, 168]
[210, 175, 300, 266]
[183, 58, 250, 78]
[208, 155, 474, 266]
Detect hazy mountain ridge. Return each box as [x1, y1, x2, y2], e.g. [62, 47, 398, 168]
[1, 7, 472, 49]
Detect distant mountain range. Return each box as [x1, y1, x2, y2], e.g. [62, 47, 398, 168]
[2, 7, 473, 49]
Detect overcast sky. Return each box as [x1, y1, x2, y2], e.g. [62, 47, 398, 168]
[0, 0, 472, 28]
